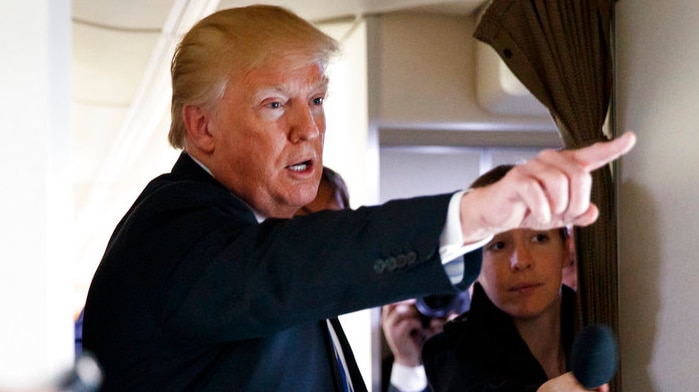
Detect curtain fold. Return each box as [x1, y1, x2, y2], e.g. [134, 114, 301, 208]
[474, 0, 619, 389]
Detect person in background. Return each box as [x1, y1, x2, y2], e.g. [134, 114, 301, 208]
[381, 295, 466, 392]
[74, 309, 84, 357]
[295, 166, 349, 215]
[81, 4, 636, 391]
[381, 183, 578, 392]
[562, 227, 578, 291]
[422, 165, 608, 392]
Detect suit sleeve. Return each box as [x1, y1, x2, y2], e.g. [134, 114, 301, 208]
[114, 181, 463, 342]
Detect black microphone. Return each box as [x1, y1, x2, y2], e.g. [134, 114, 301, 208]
[570, 324, 618, 389]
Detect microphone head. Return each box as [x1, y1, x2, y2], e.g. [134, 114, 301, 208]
[570, 323, 618, 389]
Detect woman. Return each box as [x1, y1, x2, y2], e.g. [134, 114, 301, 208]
[422, 165, 608, 392]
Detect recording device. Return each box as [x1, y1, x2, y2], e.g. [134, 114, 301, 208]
[570, 324, 618, 389]
[414, 290, 470, 327]
[414, 251, 480, 325]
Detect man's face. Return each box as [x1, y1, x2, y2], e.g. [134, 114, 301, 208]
[205, 61, 329, 218]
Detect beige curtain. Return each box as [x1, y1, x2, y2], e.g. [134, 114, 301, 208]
[474, 0, 619, 389]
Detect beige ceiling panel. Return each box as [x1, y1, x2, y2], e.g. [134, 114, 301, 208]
[72, 0, 176, 30]
[217, 0, 486, 21]
[72, 22, 160, 104]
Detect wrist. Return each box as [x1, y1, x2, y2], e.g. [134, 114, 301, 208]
[394, 354, 421, 368]
[390, 362, 427, 392]
[459, 189, 493, 244]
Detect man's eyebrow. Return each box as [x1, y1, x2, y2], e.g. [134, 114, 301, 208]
[253, 78, 329, 101]
[254, 86, 286, 99]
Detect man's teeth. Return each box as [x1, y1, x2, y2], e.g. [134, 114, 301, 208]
[288, 162, 308, 172]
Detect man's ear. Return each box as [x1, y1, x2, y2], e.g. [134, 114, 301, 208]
[183, 104, 215, 153]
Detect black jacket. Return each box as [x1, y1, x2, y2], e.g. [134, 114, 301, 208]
[83, 152, 479, 391]
[422, 283, 576, 392]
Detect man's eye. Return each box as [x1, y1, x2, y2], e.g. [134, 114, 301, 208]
[312, 97, 324, 105]
[269, 102, 281, 109]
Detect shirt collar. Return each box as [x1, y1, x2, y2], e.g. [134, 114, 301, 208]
[188, 153, 267, 223]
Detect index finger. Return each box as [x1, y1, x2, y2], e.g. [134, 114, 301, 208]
[569, 131, 636, 172]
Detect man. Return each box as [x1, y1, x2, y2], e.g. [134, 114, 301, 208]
[381, 297, 465, 392]
[82, 4, 636, 391]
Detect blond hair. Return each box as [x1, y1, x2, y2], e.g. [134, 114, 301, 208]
[168, 5, 341, 149]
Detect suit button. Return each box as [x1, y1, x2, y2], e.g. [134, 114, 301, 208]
[373, 259, 386, 273]
[385, 257, 397, 272]
[396, 255, 407, 268]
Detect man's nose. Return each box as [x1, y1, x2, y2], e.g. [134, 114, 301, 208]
[289, 104, 321, 142]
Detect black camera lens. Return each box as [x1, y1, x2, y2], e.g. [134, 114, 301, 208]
[415, 290, 471, 319]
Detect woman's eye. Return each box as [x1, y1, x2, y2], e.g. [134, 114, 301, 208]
[532, 233, 549, 243]
[487, 241, 506, 251]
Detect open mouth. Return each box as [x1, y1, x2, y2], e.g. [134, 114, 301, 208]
[287, 160, 312, 172]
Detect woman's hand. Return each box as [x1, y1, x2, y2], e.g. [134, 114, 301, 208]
[537, 372, 610, 392]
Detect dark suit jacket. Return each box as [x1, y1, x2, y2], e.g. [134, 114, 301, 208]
[83, 153, 477, 391]
[422, 283, 576, 392]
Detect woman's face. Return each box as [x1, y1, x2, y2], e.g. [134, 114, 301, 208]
[478, 228, 569, 320]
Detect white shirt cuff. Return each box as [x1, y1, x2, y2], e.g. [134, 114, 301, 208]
[390, 363, 428, 392]
[439, 190, 492, 285]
